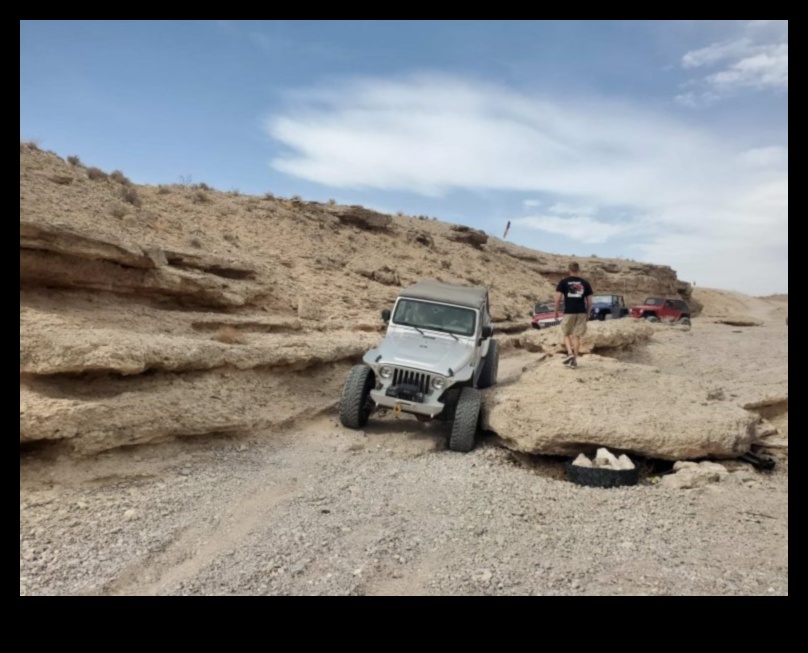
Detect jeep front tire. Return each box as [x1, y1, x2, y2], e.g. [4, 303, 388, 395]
[477, 339, 499, 389]
[449, 387, 481, 452]
[339, 365, 375, 429]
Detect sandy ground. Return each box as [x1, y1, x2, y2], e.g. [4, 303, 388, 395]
[20, 305, 788, 596]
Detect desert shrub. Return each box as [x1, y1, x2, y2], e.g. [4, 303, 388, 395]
[87, 167, 108, 181]
[119, 187, 142, 207]
[157, 185, 171, 194]
[67, 155, 82, 166]
[109, 203, 128, 218]
[264, 192, 274, 200]
[327, 198, 336, 206]
[193, 190, 210, 203]
[110, 170, 131, 185]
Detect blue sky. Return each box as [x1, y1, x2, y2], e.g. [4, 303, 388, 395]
[20, 20, 788, 295]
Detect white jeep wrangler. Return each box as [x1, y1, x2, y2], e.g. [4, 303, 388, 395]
[339, 280, 499, 452]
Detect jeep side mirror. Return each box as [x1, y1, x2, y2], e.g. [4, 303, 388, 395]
[482, 325, 493, 339]
[381, 308, 391, 323]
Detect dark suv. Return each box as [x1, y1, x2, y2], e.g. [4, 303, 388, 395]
[629, 297, 691, 325]
[589, 294, 629, 321]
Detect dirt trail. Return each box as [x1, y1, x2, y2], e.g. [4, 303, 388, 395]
[20, 322, 788, 596]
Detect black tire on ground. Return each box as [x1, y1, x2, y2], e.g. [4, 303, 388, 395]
[645, 314, 659, 322]
[679, 316, 691, 326]
[565, 462, 639, 488]
[477, 339, 500, 389]
[449, 387, 481, 453]
[339, 365, 375, 429]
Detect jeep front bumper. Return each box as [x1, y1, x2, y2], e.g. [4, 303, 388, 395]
[369, 389, 446, 417]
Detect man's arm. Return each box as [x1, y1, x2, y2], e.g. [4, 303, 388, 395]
[554, 290, 563, 316]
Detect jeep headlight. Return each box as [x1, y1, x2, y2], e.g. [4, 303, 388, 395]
[431, 376, 446, 391]
[379, 365, 393, 379]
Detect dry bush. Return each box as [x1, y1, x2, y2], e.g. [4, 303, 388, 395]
[157, 185, 171, 194]
[193, 190, 210, 203]
[67, 155, 82, 166]
[213, 326, 247, 345]
[110, 170, 132, 185]
[196, 182, 211, 191]
[119, 187, 142, 207]
[327, 198, 337, 206]
[109, 203, 128, 219]
[264, 192, 274, 200]
[188, 237, 203, 249]
[87, 167, 108, 181]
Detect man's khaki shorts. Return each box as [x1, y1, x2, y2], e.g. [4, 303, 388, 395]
[561, 313, 588, 337]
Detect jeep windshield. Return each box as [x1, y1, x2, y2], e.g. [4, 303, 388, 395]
[393, 299, 476, 337]
[643, 297, 665, 306]
[534, 303, 553, 314]
[591, 295, 615, 304]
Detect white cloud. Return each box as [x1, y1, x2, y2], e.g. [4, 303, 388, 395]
[265, 75, 788, 294]
[522, 199, 542, 208]
[678, 20, 788, 105]
[548, 202, 596, 216]
[513, 215, 626, 244]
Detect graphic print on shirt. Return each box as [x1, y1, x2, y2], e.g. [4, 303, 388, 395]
[567, 281, 585, 298]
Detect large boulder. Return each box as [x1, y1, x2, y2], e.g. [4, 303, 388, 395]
[482, 354, 759, 460]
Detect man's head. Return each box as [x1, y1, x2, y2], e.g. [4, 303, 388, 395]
[568, 261, 580, 274]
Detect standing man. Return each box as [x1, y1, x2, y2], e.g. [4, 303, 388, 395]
[554, 261, 593, 368]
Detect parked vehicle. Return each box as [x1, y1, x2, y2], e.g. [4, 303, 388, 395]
[339, 280, 498, 452]
[589, 294, 629, 321]
[531, 301, 563, 329]
[629, 297, 691, 325]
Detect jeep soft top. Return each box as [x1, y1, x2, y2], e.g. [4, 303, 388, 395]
[398, 280, 489, 309]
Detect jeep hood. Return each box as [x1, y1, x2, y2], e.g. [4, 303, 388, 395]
[364, 331, 474, 376]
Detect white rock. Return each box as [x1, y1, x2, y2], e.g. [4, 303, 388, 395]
[616, 454, 636, 470]
[594, 448, 620, 469]
[572, 454, 592, 468]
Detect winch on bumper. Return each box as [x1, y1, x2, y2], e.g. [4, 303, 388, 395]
[370, 367, 448, 417]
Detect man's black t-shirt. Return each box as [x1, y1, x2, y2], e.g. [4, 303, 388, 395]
[556, 276, 593, 314]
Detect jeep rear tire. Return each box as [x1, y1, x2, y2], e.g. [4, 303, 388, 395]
[678, 316, 691, 326]
[339, 365, 375, 429]
[477, 339, 499, 389]
[645, 314, 659, 322]
[449, 387, 481, 452]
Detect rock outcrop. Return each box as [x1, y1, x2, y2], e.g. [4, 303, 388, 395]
[482, 354, 760, 460]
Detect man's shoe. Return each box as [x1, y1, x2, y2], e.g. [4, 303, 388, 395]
[568, 357, 578, 368]
[562, 354, 575, 365]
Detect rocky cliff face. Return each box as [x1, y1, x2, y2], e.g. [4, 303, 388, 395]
[19, 144, 697, 454]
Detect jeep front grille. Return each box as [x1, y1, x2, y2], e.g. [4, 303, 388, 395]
[392, 368, 432, 395]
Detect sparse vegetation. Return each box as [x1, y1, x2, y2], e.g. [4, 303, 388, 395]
[110, 170, 132, 185]
[327, 198, 337, 206]
[157, 185, 171, 195]
[179, 175, 193, 187]
[264, 192, 274, 200]
[67, 155, 82, 167]
[196, 182, 211, 191]
[119, 187, 142, 207]
[291, 195, 303, 204]
[213, 326, 247, 345]
[193, 190, 211, 204]
[109, 203, 128, 219]
[20, 139, 40, 151]
[87, 167, 108, 181]
[188, 237, 203, 248]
